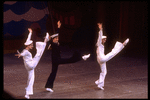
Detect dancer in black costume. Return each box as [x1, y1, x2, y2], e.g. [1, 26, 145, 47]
[45, 21, 90, 92]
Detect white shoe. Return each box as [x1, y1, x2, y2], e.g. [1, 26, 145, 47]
[25, 94, 30, 99]
[95, 80, 104, 87]
[82, 54, 90, 60]
[95, 79, 99, 85]
[46, 88, 54, 92]
[97, 85, 104, 90]
[44, 32, 50, 43]
[123, 38, 129, 46]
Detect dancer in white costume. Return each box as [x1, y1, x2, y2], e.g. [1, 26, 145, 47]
[95, 23, 129, 90]
[15, 28, 50, 99]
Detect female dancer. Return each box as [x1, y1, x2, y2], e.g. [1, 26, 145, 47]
[95, 23, 129, 90]
[15, 28, 50, 99]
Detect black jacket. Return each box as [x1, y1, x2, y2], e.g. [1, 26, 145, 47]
[50, 40, 61, 60]
[48, 28, 61, 63]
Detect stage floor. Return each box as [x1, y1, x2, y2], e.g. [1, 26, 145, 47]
[3, 47, 148, 99]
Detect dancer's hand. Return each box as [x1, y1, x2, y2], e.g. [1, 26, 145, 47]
[97, 23, 103, 30]
[15, 53, 21, 58]
[15, 50, 21, 58]
[57, 20, 61, 28]
[28, 28, 32, 33]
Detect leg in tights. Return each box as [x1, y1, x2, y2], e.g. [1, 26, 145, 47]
[97, 41, 124, 64]
[59, 51, 82, 64]
[45, 63, 58, 89]
[45, 51, 82, 89]
[98, 62, 107, 87]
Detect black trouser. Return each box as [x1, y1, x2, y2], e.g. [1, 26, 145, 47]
[45, 51, 82, 89]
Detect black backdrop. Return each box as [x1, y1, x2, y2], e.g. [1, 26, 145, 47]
[47, 1, 148, 58]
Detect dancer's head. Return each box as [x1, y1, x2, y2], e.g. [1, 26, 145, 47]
[52, 36, 59, 43]
[102, 36, 107, 45]
[25, 42, 34, 50]
[51, 33, 59, 43]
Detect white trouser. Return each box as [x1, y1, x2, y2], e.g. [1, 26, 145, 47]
[25, 42, 46, 95]
[97, 41, 124, 87]
[25, 69, 35, 95]
[98, 62, 107, 87]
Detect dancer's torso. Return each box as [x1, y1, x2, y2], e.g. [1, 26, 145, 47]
[51, 42, 61, 60]
[21, 49, 33, 62]
[97, 44, 105, 57]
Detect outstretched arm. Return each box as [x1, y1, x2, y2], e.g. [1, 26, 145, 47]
[25, 28, 33, 42]
[15, 50, 27, 58]
[15, 50, 21, 58]
[96, 23, 103, 46]
[15, 53, 21, 58]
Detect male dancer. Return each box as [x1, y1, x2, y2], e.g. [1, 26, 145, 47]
[45, 21, 90, 92]
[15, 28, 49, 99]
[95, 23, 129, 90]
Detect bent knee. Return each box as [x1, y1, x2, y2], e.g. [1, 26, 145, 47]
[97, 58, 107, 64]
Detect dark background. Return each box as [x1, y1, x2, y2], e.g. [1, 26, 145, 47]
[46, 1, 148, 58]
[3, 1, 148, 58]
[3, 1, 148, 98]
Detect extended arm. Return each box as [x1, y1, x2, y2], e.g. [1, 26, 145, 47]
[96, 23, 103, 46]
[47, 21, 61, 50]
[15, 50, 26, 58]
[26, 28, 32, 42]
